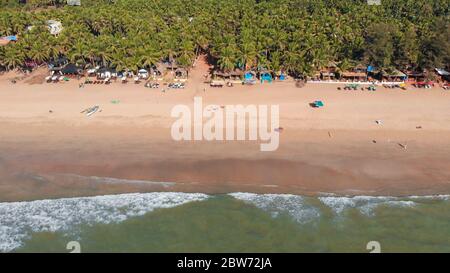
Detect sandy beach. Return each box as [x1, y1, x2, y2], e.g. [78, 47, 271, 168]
[1, 60, 450, 202]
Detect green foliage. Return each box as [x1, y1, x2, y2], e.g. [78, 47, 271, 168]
[0, 0, 449, 73]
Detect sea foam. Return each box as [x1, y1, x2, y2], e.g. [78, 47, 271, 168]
[318, 196, 417, 216]
[0, 192, 208, 253]
[229, 192, 321, 223]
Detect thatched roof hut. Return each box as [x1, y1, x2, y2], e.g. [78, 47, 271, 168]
[151, 63, 165, 76]
[380, 69, 407, 81]
[61, 63, 82, 75]
[175, 67, 188, 79]
[213, 71, 231, 79]
[48, 57, 68, 70]
[341, 71, 367, 80]
[405, 70, 426, 81]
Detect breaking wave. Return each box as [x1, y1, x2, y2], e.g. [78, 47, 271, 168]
[229, 193, 321, 223]
[229, 193, 450, 220]
[318, 196, 416, 216]
[1, 191, 449, 252]
[0, 192, 208, 253]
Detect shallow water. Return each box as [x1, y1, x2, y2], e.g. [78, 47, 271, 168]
[1, 192, 449, 253]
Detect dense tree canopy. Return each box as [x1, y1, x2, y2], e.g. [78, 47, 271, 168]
[0, 0, 449, 75]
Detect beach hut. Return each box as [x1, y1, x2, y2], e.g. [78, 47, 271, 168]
[435, 68, 450, 83]
[211, 71, 228, 87]
[212, 69, 243, 86]
[48, 57, 69, 72]
[320, 71, 336, 80]
[340, 71, 367, 82]
[380, 69, 407, 82]
[275, 71, 287, 81]
[138, 69, 149, 79]
[97, 67, 117, 79]
[258, 69, 273, 83]
[46, 20, 63, 36]
[230, 70, 244, 84]
[405, 69, 427, 82]
[319, 61, 338, 80]
[340, 64, 367, 82]
[61, 64, 82, 75]
[86, 66, 99, 76]
[212, 71, 230, 80]
[243, 71, 256, 84]
[150, 64, 165, 80]
[174, 68, 188, 81]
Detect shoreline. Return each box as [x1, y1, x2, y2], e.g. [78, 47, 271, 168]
[1, 121, 450, 201]
[1, 68, 450, 201]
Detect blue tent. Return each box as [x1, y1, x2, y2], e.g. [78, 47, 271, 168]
[260, 71, 273, 83]
[244, 72, 255, 80]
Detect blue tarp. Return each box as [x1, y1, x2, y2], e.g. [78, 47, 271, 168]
[260, 73, 272, 83]
[313, 101, 324, 107]
[1, 36, 17, 41]
[244, 72, 254, 80]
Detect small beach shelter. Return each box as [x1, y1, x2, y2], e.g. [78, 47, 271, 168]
[244, 71, 256, 80]
[48, 57, 69, 71]
[381, 69, 407, 82]
[138, 69, 149, 79]
[435, 68, 450, 82]
[341, 71, 367, 81]
[274, 71, 287, 81]
[213, 71, 230, 80]
[150, 64, 165, 80]
[153, 65, 163, 75]
[61, 63, 81, 75]
[259, 70, 273, 83]
[230, 70, 244, 82]
[405, 69, 426, 82]
[319, 61, 338, 80]
[97, 67, 117, 79]
[175, 68, 188, 80]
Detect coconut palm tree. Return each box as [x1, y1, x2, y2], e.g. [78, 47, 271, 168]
[0, 0, 448, 76]
[217, 46, 236, 72]
[1, 45, 25, 69]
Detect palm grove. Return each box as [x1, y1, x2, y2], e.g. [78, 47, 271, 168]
[0, 0, 449, 77]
